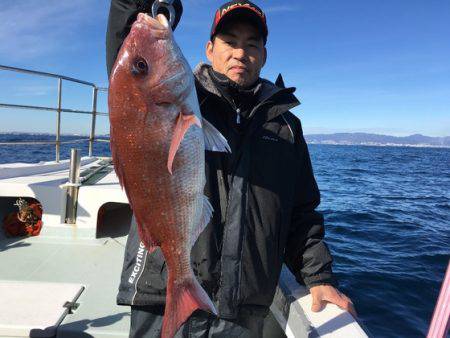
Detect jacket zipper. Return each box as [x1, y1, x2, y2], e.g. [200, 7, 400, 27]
[209, 87, 297, 315]
[230, 97, 241, 125]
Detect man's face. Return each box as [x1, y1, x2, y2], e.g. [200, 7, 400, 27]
[206, 21, 267, 87]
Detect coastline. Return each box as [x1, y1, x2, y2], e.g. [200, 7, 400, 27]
[1, 132, 449, 149]
[307, 141, 450, 149]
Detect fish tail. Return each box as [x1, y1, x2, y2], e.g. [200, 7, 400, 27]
[162, 273, 217, 338]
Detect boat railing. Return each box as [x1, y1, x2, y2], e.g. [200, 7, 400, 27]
[0, 65, 109, 162]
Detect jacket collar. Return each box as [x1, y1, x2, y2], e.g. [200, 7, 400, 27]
[193, 63, 300, 122]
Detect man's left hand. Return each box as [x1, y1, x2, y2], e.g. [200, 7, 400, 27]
[309, 285, 357, 318]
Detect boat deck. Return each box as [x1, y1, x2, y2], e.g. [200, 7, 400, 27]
[0, 216, 131, 337]
[0, 158, 369, 338]
[0, 158, 131, 337]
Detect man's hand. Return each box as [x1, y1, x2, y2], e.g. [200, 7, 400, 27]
[309, 285, 357, 318]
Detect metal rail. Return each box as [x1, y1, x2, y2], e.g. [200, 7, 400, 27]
[0, 103, 109, 116]
[0, 138, 89, 146]
[0, 65, 98, 87]
[0, 65, 109, 162]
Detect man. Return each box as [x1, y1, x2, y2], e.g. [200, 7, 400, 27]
[106, 1, 356, 336]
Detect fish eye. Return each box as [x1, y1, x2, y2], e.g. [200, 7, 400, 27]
[132, 57, 149, 75]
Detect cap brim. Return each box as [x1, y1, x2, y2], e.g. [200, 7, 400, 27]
[212, 10, 267, 43]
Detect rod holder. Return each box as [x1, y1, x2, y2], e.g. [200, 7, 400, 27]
[65, 148, 81, 224]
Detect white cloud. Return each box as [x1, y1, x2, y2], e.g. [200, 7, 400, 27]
[0, 0, 104, 62]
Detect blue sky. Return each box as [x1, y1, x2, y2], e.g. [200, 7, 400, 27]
[0, 0, 449, 136]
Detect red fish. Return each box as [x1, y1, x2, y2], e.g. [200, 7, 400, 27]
[108, 13, 229, 338]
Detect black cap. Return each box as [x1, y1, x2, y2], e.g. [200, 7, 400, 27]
[210, 1, 268, 45]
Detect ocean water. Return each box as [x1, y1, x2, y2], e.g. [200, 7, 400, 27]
[311, 144, 450, 337]
[0, 134, 449, 337]
[0, 134, 111, 164]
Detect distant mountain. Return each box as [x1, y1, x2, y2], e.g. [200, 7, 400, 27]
[1, 131, 449, 148]
[304, 133, 450, 148]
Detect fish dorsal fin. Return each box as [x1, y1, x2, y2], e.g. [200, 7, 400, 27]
[202, 118, 231, 153]
[191, 195, 213, 249]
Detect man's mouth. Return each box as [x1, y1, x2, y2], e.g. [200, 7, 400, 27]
[229, 66, 247, 74]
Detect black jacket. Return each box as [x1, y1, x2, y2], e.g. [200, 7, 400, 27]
[107, 0, 336, 319]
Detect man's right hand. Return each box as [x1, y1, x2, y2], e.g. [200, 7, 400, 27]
[310, 284, 358, 318]
[106, 0, 183, 76]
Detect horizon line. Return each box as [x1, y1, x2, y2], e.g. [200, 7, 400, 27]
[1, 131, 449, 138]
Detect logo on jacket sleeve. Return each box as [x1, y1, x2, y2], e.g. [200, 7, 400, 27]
[128, 242, 147, 284]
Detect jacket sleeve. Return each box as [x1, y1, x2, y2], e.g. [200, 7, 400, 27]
[284, 118, 337, 288]
[106, 0, 183, 77]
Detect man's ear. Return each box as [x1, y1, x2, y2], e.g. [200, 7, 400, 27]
[262, 46, 267, 68]
[206, 40, 214, 63]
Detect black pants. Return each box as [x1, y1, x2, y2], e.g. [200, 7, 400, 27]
[130, 305, 266, 338]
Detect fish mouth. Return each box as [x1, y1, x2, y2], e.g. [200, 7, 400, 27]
[135, 13, 171, 39]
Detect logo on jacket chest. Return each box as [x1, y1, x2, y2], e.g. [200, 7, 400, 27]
[262, 135, 279, 142]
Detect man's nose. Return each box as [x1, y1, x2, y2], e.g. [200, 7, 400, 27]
[233, 47, 247, 61]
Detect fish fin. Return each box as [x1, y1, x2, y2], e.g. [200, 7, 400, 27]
[191, 195, 213, 249]
[142, 241, 158, 255]
[135, 216, 159, 254]
[162, 274, 217, 338]
[110, 131, 127, 190]
[202, 118, 231, 153]
[167, 113, 201, 175]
